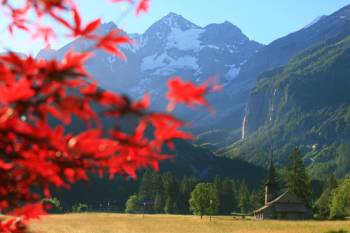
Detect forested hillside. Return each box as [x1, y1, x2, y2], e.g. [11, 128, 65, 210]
[224, 35, 350, 178]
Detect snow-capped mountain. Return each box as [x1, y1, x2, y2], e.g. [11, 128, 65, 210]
[36, 5, 350, 149]
[37, 12, 263, 132]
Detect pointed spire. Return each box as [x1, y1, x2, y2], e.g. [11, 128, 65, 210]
[264, 157, 279, 204]
[266, 157, 277, 186]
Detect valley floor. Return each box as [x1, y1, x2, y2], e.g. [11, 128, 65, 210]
[29, 213, 350, 233]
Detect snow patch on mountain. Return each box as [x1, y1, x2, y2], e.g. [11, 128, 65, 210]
[141, 53, 199, 75]
[200, 45, 220, 50]
[225, 65, 241, 81]
[240, 59, 247, 66]
[141, 54, 166, 71]
[166, 28, 204, 51]
[226, 44, 238, 53]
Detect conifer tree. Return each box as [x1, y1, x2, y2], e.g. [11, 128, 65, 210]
[220, 178, 236, 214]
[154, 192, 164, 213]
[213, 176, 222, 193]
[237, 181, 250, 214]
[249, 190, 262, 211]
[162, 172, 179, 201]
[231, 179, 239, 212]
[213, 176, 224, 213]
[261, 158, 280, 204]
[153, 173, 164, 194]
[138, 170, 156, 201]
[172, 200, 180, 214]
[179, 176, 197, 214]
[164, 196, 174, 214]
[266, 159, 279, 194]
[284, 148, 312, 205]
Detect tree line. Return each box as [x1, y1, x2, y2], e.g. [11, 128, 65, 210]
[125, 169, 260, 215]
[44, 148, 350, 219]
[125, 148, 350, 219]
[124, 147, 312, 216]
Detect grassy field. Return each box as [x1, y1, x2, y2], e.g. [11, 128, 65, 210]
[29, 213, 350, 233]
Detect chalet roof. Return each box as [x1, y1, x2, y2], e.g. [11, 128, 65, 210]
[267, 192, 288, 204]
[267, 191, 303, 205]
[274, 203, 309, 213]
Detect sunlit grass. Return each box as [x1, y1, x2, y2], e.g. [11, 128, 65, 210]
[29, 213, 350, 233]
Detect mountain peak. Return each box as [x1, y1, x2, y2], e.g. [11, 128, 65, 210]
[158, 12, 200, 30]
[97, 21, 118, 34]
[223, 20, 235, 26]
[203, 21, 245, 42]
[143, 12, 200, 39]
[205, 21, 241, 31]
[163, 12, 182, 19]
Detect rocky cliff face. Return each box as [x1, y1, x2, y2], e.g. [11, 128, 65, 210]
[241, 68, 284, 138]
[226, 34, 350, 178]
[239, 4, 350, 140]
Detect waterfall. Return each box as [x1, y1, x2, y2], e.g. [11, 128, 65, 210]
[241, 114, 247, 140]
[270, 88, 277, 122]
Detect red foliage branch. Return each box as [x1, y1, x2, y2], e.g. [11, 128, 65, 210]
[0, 1, 217, 232]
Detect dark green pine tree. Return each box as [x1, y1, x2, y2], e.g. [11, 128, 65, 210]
[153, 173, 164, 195]
[249, 190, 262, 211]
[138, 169, 156, 202]
[178, 176, 197, 214]
[231, 179, 239, 212]
[153, 192, 164, 213]
[152, 173, 165, 212]
[237, 181, 250, 214]
[213, 176, 222, 192]
[172, 199, 180, 214]
[264, 158, 279, 203]
[164, 196, 174, 214]
[252, 158, 279, 210]
[266, 159, 279, 192]
[255, 183, 266, 208]
[213, 176, 223, 213]
[162, 172, 179, 198]
[162, 172, 179, 214]
[220, 178, 236, 214]
[284, 148, 312, 205]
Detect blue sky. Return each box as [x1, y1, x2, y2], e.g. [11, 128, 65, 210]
[1, 0, 350, 54]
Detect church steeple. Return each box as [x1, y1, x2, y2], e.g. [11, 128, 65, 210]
[265, 158, 278, 204]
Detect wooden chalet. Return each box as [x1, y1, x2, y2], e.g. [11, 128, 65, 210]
[254, 191, 312, 220]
